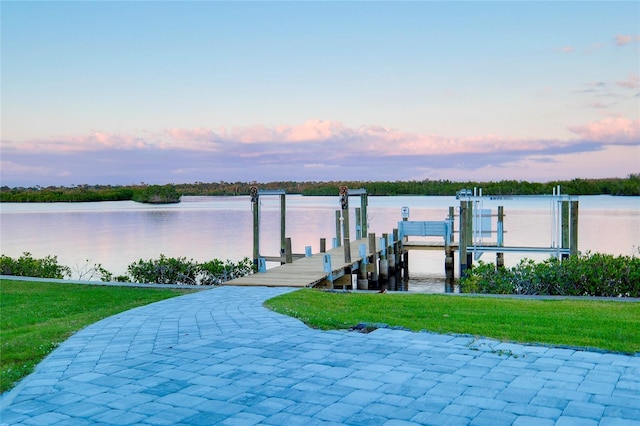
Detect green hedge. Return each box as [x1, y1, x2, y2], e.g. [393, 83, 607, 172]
[125, 255, 253, 285]
[459, 253, 640, 297]
[0, 253, 71, 279]
[0, 253, 253, 285]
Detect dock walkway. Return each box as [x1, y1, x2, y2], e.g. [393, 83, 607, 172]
[228, 238, 374, 288]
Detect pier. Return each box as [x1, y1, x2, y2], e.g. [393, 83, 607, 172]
[229, 237, 377, 288]
[227, 186, 579, 292]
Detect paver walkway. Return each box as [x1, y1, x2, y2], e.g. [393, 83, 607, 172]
[1, 286, 639, 425]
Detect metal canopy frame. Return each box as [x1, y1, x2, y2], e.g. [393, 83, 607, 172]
[457, 186, 579, 276]
[251, 188, 286, 272]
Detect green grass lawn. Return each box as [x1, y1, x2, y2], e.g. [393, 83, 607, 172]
[264, 289, 640, 355]
[0, 279, 196, 394]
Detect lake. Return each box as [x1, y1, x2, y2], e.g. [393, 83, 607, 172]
[1, 195, 638, 292]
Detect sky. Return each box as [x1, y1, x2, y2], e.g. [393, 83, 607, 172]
[1, 1, 639, 187]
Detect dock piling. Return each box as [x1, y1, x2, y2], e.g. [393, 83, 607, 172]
[570, 201, 579, 257]
[368, 232, 378, 289]
[357, 243, 368, 290]
[340, 186, 351, 263]
[496, 206, 504, 269]
[379, 234, 389, 291]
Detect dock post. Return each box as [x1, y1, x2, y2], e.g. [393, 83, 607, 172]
[323, 254, 333, 289]
[340, 186, 351, 264]
[401, 211, 409, 287]
[570, 200, 579, 257]
[402, 250, 409, 289]
[357, 243, 368, 290]
[389, 230, 397, 291]
[496, 206, 504, 269]
[444, 219, 454, 293]
[251, 187, 260, 272]
[379, 234, 389, 292]
[459, 200, 473, 277]
[394, 228, 404, 291]
[343, 214, 352, 264]
[467, 201, 474, 272]
[361, 193, 368, 238]
[280, 193, 286, 264]
[368, 232, 378, 289]
[285, 238, 293, 263]
[448, 206, 455, 245]
[459, 200, 467, 276]
[335, 210, 342, 247]
[561, 201, 570, 260]
[320, 238, 326, 253]
[355, 207, 362, 240]
[445, 247, 454, 293]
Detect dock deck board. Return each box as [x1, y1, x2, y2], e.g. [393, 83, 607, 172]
[226, 238, 375, 288]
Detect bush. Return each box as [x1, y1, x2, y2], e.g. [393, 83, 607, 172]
[199, 257, 254, 285]
[127, 255, 253, 285]
[127, 255, 200, 285]
[0, 252, 253, 285]
[459, 252, 640, 297]
[0, 252, 71, 279]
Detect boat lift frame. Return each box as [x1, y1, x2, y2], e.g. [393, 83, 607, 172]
[456, 186, 579, 276]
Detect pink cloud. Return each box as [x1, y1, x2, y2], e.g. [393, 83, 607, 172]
[5, 119, 637, 159]
[164, 128, 216, 142]
[614, 34, 640, 46]
[2, 117, 638, 187]
[616, 73, 640, 89]
[282, 119, 346, 142]
[568, 118, 640, 145]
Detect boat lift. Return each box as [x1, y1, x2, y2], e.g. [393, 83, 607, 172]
[456, 186, 579, 276]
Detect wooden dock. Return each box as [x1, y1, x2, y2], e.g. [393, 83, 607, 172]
[226, 238, 376, 288]
[230, 187, 579, 292]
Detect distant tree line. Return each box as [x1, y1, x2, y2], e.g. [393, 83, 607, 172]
[1, 175, 638, 202]
[1, 184, 176, 203]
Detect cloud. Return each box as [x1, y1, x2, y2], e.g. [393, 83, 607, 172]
[616, 73, 640, 89]
[2, 118, 638, 187]
[558, 46, 574, 53]
[564, 34, 639, 53]
[567, 118, 640, 145]
[614, 34, 640, 47]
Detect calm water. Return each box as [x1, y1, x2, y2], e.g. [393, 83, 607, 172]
[1, 195, 638, 292]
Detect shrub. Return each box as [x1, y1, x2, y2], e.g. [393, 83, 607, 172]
[459, 261, 514, 294]
[127, 255, 254, 285]
[0, 252, 71, 279]
[127, 255, 200, 285]
[0, 252, 253, 285]
[459, 252, 640, 297]
[199, 257, 254, 285]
